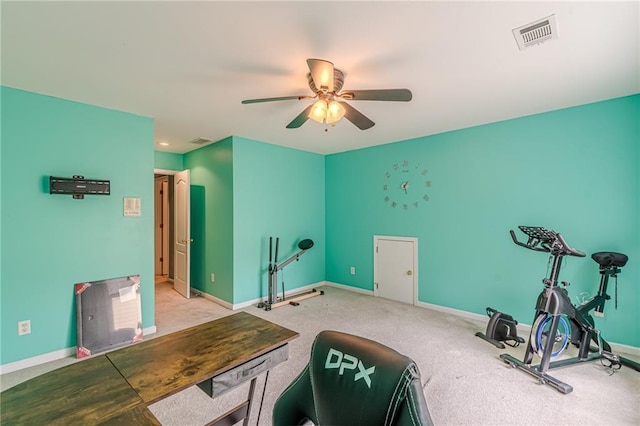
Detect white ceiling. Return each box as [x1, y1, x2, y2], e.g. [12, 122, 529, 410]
[2, 1, 638, 155]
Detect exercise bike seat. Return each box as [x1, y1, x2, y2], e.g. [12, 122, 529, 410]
[591, 252, 628, 268]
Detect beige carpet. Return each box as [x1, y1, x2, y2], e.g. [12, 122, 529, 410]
[2, 281, 639, 425]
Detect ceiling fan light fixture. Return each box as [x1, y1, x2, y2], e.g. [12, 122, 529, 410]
[309, 99, 345, 125]
[243, 58, 411, 130]
[325, 101, 346, 124]
[309, 100, 328, 123]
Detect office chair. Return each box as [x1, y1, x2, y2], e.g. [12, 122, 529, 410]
[273, 330, 434, 426]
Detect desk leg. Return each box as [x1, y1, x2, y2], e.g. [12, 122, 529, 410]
[255, 370, 270, 425]
[242, 377, 257, 426]
[208, 378, 257, 426]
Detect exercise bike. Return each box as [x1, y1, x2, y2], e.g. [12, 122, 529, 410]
[501, 226, 640, 394]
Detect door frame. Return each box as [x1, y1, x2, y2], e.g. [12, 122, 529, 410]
[154, 175, 169, 276]
[154, 169, 177, 281]
[373, 235, 418, 305]
[154, 168, 190, 298]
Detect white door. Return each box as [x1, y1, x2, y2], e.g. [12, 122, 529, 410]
[174, 170, 191, 298]
[374, 236, 417, 305]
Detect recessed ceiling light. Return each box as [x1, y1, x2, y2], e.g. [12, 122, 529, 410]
[158, 141, 169, 146]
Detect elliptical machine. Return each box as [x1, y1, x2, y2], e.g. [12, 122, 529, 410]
[501, 226, 640, 394]
[258, 237, 323, 311]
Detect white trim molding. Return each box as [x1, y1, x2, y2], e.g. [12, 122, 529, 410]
[0, 326, 158, 375]
[324, 281, 374, 295]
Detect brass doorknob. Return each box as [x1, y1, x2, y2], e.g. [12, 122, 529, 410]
[407, 270, 413, 276]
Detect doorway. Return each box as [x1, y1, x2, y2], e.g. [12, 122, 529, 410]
[153, 168, 191, 299]
[373, 236, 418, 305]
[154, 175, 170, 278]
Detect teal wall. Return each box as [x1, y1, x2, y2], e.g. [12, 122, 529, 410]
[183, 138, 234, 302]
[3, 86, 635, 368]
[1, 87, 155, 365]
[154, 151, 184, 171]
[177, 136, 325, 305]
[232, 137, 325, 304]
[326, 95, 639, 347]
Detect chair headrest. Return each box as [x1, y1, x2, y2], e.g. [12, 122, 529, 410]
[309, 330, 420, 425]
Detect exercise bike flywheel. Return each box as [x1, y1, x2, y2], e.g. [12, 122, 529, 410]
[531, 314, 570, 358]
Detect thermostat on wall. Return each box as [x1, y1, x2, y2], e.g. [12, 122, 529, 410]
[124, 197, 141, 217]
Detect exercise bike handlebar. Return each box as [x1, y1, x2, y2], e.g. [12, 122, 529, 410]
[510, 226, 585, 257]
[510, 230, 548, 253]
[556, 233, 586, 257]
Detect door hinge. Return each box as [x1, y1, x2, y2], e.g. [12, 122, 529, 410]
[375, 282, 378, 289]
[376, 246, 378, 253]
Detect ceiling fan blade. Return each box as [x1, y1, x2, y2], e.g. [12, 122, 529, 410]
[341, 89, 412, 102]
[286, 104, 314, 129]
[340, 102, 375, 130]
[307, 58, 334, 92]
[242, 95, 307, 104]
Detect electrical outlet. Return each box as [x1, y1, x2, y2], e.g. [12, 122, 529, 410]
[210, 273, 215, 283]
[350, 266, 356, 275]
[18, 320, 31, 336]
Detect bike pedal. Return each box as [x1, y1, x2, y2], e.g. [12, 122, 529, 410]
[601, 351, 620, 362]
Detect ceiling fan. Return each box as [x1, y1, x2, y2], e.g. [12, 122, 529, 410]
[241, 59, 412, 130]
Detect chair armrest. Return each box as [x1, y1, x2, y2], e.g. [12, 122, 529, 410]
[273, 365, 316, 426]
[394, 378, 434, 426]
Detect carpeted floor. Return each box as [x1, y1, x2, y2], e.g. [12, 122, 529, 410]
[2, 280, 639, 425]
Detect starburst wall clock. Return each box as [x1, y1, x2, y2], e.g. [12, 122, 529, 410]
[383, 160, 431, 209]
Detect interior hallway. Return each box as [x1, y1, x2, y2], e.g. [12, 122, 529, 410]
[153, 277, 233, 337]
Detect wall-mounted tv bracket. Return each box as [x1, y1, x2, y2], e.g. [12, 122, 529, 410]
[49, 175, 110, 199]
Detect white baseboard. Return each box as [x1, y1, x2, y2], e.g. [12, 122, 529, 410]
[0, 347, 76, 375]
[417, 301, 489, 323]
[0, 325, 158, 375]
[234, 281, 328, 310]
[143, 325, 157, 336]
[191, 288, 235, 310]
[324, 281, 374, 295]
[193, 281, 328, 311]
[611, 342, 640, 358]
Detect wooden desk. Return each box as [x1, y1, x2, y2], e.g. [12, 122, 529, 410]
[1, 312, 298, 425]
[0, 355, 160, 425]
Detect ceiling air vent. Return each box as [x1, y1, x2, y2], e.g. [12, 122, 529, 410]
[512, 14, 557, 51]
[188, 137, 212, 145]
